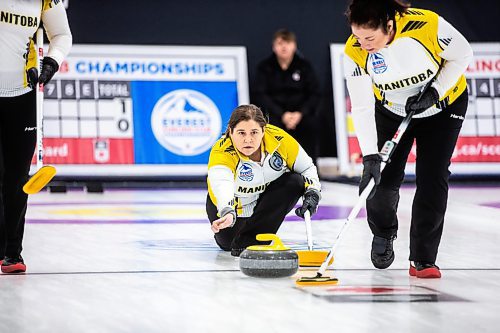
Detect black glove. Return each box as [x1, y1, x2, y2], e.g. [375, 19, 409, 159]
[295, 189, 320, 218]
[405, 86, 439, 115]
[360, 154, 382, 200]
[38, 57, 59, 85]
[26, 67, 38, 90]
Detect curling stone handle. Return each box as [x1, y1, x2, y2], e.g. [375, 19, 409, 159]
[255, 234, 288, 250]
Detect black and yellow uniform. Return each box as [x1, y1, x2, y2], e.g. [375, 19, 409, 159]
[206, 124, 320, 251]
[253, 54, 321, 161]
[344, 8, 472, 263]
[0, 0, 72, 270]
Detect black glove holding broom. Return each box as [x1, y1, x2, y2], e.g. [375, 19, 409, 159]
[26, 57, 60, 89]
[295, 189, 320, 218]
[359, 153, 382, 200]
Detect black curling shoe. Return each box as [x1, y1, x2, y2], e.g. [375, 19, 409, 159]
[371, 235, 395, 269]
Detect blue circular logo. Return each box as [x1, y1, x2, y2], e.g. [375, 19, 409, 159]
[269, 152, 284, 171]
[151, 89, 221, 156]
[238, 163, 254, 181]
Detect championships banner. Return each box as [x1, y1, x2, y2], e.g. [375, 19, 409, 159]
[330, 43, 500, 176]
[34, 44, 249, 176]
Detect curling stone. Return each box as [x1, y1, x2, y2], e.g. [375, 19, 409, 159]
[239, 234, 298, 278]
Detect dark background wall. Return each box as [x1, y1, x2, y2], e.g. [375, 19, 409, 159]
[66, 0, 499, 157]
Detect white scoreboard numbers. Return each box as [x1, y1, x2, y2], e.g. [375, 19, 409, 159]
[330, 43, 500, 176]
[44, 80, 133, 139]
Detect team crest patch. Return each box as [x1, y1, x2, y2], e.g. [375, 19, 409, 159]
[269, 152, 284, 171]
[371, 53, 388, 74]
[238, 163, 254, 181]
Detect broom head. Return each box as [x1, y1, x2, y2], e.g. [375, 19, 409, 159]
[23, 165, 56, 194]
[296, 250, 333, 267]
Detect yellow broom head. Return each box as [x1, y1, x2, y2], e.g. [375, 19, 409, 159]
[295, 275, 339, 286]
[23, 165, 56, 194]
[296, 250, 333, 267]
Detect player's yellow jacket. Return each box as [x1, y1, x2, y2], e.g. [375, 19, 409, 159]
[344, 8, 473, 155]
[207, 124, 320, 218]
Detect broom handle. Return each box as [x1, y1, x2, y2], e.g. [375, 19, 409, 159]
[316, 172, 380, 276]
[315, 78, 437, 277]
[36, 28, 44, 171]
[304, 210, 314, 251]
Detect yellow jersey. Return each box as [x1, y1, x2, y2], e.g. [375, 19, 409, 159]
[207, 124, 320, 218]
[343, 8, 472, 155]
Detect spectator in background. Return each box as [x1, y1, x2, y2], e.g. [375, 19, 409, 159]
[253, 29, 321, 163]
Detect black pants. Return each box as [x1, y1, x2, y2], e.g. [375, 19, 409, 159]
[206, 172, 304, 251]
[0, 90, 37, 258]
[367, 91, 468, 263]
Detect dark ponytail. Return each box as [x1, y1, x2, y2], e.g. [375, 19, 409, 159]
[346, 0, 410, 32]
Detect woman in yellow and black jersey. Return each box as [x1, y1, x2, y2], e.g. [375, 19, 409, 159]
[0, 0, 72, 273]
[206, 104, 321, 256]
[344, 0, 472, 278]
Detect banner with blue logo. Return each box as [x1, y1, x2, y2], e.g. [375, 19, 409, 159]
[37, 45, 249, 177]
[132, 81, 237, 164]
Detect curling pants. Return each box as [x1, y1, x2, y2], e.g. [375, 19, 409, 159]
[206, 172, 304, 250]
[0, 90, 37, 258]
[367, 91, 468, 263]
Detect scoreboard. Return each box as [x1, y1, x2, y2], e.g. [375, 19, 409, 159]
[34, 44, 249, 177]
[44, 79, 134, 164]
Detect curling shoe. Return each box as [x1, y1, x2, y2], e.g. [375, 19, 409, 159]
[409, 261, 441, 279]
[1, 255, 26, 273]
[371, 235, 395, 269]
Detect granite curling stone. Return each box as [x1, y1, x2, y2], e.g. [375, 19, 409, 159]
[239, 234, 298, 278]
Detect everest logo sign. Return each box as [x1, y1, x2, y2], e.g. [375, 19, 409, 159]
[150, 89, 222, 156]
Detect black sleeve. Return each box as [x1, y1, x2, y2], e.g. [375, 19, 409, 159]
[298, 60, 321, 116]
[253, 61, 285, 118]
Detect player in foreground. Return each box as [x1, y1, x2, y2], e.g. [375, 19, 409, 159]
[0, 0, 72, 273]
[344, 0, 472, 278]
[206, 104, 321, 256]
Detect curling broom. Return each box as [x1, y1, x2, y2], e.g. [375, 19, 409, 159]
[23, 28, 56, 194]
[296, 210, 332, 267]
[296, 77, 437, 286]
